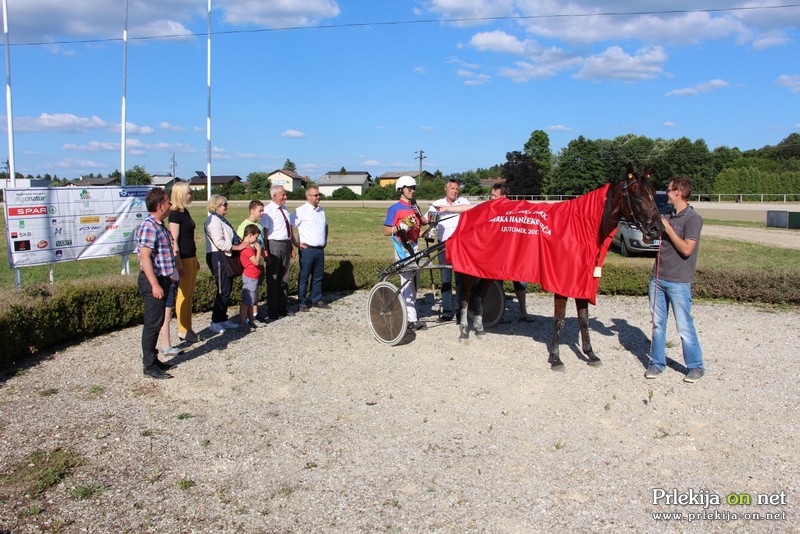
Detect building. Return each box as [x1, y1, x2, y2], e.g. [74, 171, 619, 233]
[268, 169, 306, 193]
[317, 171, 372, 196]
[188, 172, 242, 191]
[375, 170, 434, 188]
[151, 175, 185, 188]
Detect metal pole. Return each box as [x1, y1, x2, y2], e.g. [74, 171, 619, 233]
[120, 0, 130, 275]
[206, 0, 212, 199]
[3, 0, 21, 288]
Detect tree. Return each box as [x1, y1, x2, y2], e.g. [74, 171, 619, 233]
[549, 136, 605, 195]
[524, 130, 553, 191]
[283, 159, 297, 172]
[501, 151, 543, 196]
[246, 172, 272, 196]
[339, 166, 347, 174]
[124, 165, 152, 185]
[330, 186, 359, 200]
[362, 183, 395, 200]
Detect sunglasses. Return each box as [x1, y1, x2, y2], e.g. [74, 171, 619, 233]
[222, 202, 228, 207]
[405, 186, 416, 191]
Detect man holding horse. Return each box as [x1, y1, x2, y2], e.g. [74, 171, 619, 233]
[427, 178, 471, 322]
[645, 177, 705, 383]
[383, 175, 429, 331]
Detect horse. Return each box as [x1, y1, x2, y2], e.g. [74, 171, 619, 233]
[448, 165, 664, 370]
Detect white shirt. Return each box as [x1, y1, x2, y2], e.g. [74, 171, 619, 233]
[292, 202, 327, 247]
[428, 196, 471, 242]
[260, 201, 293, 241]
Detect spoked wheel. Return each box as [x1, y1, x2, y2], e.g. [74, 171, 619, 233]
[482, 280, 506, 328]
[367, 281, 408, 345]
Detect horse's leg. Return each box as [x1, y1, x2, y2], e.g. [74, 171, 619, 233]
[471, 279, 493, 339]
[576, 299, 602, 366]
[458, 275, 472, 341]
[549, 294, 567, 371]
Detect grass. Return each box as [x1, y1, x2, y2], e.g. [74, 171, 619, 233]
[178, 479, 195, 490]
[3, 203, 799, 290]
[0, 449, 81, 498]
[71, 483, 105, 500]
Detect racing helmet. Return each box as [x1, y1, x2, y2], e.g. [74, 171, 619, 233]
[395, 175, 417, 192]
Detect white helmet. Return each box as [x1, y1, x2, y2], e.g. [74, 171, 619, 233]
[395, 175, 417, 192]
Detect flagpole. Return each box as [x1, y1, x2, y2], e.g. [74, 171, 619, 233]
[121, 0, 128, 186]
[2, 0, 16, 185]
[206, 0, 212, 198]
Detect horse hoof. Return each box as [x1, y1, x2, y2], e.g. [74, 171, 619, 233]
[587, 359, 603, 367]
[475, 330, 485, 340]
[550, 363, 566, 372]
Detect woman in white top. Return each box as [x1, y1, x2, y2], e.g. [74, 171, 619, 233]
[204, 195, 248, 333]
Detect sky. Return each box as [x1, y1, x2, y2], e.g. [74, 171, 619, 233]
[0, 0, 799, 182]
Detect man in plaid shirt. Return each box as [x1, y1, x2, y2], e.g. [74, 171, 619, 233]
[136, 188, 177, 379]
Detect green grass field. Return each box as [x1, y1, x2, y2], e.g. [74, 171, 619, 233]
[2, 204, 799, 291]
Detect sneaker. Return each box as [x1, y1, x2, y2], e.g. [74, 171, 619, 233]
[439, 312, 454, 322]
[314, 300, 329, 309]
[254, 314, 270, 325]
[684, 369, 705, 383]
[409, 321, 427, 331]
[299, 304, 309, 312]
[222, 319, 241, 330]
[209, 322, 226, 334]
[644, 365, 663, 379]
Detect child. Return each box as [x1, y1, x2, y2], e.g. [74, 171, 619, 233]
[239, 224, 263, 328]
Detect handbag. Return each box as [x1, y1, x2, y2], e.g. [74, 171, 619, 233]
[222, 250, 243, 278]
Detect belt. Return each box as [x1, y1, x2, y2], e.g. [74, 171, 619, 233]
[270, 239, 292, 243]
[304, 245, 325, 249]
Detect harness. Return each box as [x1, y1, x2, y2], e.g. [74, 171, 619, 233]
[617, 174, 655, 232]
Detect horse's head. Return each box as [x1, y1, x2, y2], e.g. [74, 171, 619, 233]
[602, 164, 664, 243]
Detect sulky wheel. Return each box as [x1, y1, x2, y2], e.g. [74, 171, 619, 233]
[366, 281, 408, 345]
[482, 280, 506, 328]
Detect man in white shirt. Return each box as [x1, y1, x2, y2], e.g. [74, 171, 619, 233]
[427, 179, 470, 321]
[292, 186, 329, 312]
[260, 185, 296, 319]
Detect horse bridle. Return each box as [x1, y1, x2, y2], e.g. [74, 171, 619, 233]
[618, 174, 654, 231]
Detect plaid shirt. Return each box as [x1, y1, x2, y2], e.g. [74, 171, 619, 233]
[136, 214, 174, 277]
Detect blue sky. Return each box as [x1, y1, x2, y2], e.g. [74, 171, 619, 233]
[1, 0, 799, 181]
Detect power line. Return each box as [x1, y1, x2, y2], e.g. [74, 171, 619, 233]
[4, 4, 800, 48]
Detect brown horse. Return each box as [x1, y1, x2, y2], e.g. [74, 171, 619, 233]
[454, 165, 664, 370]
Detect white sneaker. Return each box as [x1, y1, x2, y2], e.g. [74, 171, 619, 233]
[222, 319, 241, 330]
[209, 322, 226, 334]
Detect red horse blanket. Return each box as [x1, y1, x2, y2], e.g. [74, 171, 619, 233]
[446, 185, 615, 305]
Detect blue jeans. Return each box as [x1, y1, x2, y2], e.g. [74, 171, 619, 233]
[648, 277, 704, 371]
[298, 247, 324, 305]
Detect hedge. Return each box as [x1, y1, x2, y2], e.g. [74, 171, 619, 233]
[1, 259, 799, 367]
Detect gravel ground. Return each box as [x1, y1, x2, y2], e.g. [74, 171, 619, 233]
[1, 290, 798, 533]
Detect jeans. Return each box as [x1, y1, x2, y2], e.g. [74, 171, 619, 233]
[298, 247, 324, 305]
[648, 277, 704, 371]
[207, 252, 233, 323]
[139, 271, 171, 370]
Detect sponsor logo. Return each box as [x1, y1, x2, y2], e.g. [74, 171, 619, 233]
[119, 189, 149, 198]
[18, 220, 25, 228]
[49, 206, 57, 215]
[55, 239, 72, 247]
[122, 231, 132, 238]
[53, 227, 63, 236]
[11, 231, 33, 238]
[79, 189, 92, 200]
[85, 235, 97, 243]
[135, 213, 143, 219]
[80, 216, 101, 224]
[8, 206, 48, 216]
[105, 224, 119, 231]
[13, 192, 47, 203]
[37, 240, 49, 249]
[55, 250, 63, 260]
[130, 199, 145, 209]
[14, 240, 31, 251]
[51, 218, 58, 226]
[105, 216, 118, 223]
[79, 225, 102, 232]
[108, 245, 127, 254]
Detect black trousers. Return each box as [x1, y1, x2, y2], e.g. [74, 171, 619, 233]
[139, 271, 171, 370]
[266, 240, 292, 317]
[207, 252, 233, 323]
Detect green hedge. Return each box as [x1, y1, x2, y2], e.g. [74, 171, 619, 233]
[1, 259, 799, 368]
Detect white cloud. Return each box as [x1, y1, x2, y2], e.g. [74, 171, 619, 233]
[426, 0, 514, 25]
[218, 0, 340, 27]
[63, 138, 196, 153]
[115, 122, 155, 135]
[752, 32, 792, 51]
[281, 129, 306, 138]
[53, 158, 107, 170]
[470, 30, 527, 54]
[414, 66, 427, 74]
[547, 125, 573, 132]
[664, 121, 676, 127]
[420, 126, 435, 132]
[776, 74, 800, 94]
[666, 79, 730, 96]
[12, 113, 109, 133]
[361, 159, 381, 166]
[159, 121, 184, 132]
[498, 61, 554, 82]
[574, 45, 666, 81]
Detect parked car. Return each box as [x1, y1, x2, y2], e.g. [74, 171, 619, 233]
[612, 191, 672, 256]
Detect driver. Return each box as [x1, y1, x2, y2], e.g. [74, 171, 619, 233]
[383, 175, 429, 331]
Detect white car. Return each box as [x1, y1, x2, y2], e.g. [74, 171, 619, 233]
[612, 191, 672, 256]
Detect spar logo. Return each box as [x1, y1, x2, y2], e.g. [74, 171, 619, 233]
[8, 206, 48, 216]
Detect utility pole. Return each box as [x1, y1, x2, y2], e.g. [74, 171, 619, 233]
[414, 148, 426, 177]
[170, 152, 177, 178]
